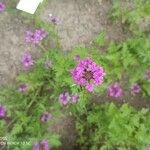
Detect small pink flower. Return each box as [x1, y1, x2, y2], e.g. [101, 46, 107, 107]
[86, 83, 94, 92]
[18, 84, 28, 92]
[131, 84, 141, 93]
[33, 140, 50, 150]
[108, 83, 123, 98]
[40, 112, 52, 122]
[0, 105, 6, 118]
[49, 14, 60, 25]
[0, 2, 6, 12]
[59, 92, 70, 105]
[74, 55, 80, 62]
[71, 94, 80, 103]
[21, 52, 33, 68]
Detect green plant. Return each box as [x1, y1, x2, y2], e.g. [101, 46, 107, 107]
[76, 102, 150, 150]
[0, 0, 150, 149]
[0, 85, 61, 149]
[104, 33, 150, 96]
[111, 0, 150, 33]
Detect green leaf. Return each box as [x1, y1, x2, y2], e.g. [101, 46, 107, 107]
[95, 32, 105, 46]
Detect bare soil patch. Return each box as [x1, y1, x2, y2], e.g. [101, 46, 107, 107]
[40, 0, 127, 50]
[0, 11, 42, 85]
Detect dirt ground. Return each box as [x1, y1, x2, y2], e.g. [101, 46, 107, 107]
[40, 0, 127, 51]
[0, 0, 149, 150]
[0, 11, 42, 85]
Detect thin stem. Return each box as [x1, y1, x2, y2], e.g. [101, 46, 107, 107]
[6, 118, 17, 129]
[26, 88, 40, 114]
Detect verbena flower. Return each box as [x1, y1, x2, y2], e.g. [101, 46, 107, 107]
[40, 112, 52, 122]
[145, 71, 150, 82]
[108, 83, 122, 97]
[0, 2, 6, 12]
[74, 55, 80, 62]
[25, 31, 34, 43]
[33, 142, 39, 150]
[18, 84, 28, 92]
[0, 105, 6, 118]
[21, 52, 33, 68]
[33, 140, 50, 150]
[71, 94, 80, 103]
[71, 57, 105, 92]
[49, 14, 60, 25]
[40, 140, 50, 150]
[131, 83, 141, 93]
[59, 92, 70, 105]
[38, 29, 48, 40]
[25, 29, 48, 44]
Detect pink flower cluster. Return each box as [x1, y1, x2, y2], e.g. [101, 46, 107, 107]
[59, 92, 79, 105]
[71, 57, 105, 92]
[25, 29, 48, 44]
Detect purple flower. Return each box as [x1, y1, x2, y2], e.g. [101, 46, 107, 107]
[33, 29, 48, 43]
[25, 29, 48, 44]
[49, 14, 60, 25]
[40, 112, 52, 122]
[25, 31, 35, 43]
[0, 105, 6, 118]
[33, 140, 50, 150]
[32, 30, 42, 44]
[59, 92, 70, 105]
[71, 57, 105, 92]
[145, 71, 150, 82]
[39, 29, 48, 39]
[18, 84, 28, 92]
[71, 94, 80, 103]
[21, 52, 33, 68]
[86, 83, 94, 92]
[131, 83, 141, 93]
[0, 2, 6, 12]
[40, 140, 50, 150]
[44, 60, 52, 69]
[74, 55, 80, 62]
[108, 83, 123, 98]
[33, 142, 39, 150]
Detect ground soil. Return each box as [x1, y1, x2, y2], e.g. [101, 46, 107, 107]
[0, 0, 149, 150]
[40, 0, 127, 51]
[0, 1, 42, 85]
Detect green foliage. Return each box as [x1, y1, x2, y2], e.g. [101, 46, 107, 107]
[0, 85, 61, 149]
[95, 32, 105, 47]
[76, 102, 150, 150]
[111, 0, 150, 33]
[0, 27, 149, 148]
[0, 0, 150, 149]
